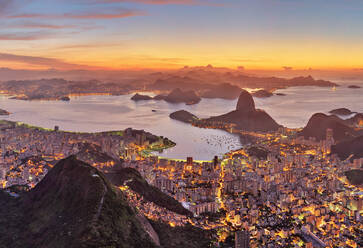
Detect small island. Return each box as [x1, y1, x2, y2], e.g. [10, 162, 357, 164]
[275, 93, 286, 96]
[169, 110, 198, 123]
[131, 93, 153, 101]
[60, 96, 70, 101]
[348, 85, 361, 89]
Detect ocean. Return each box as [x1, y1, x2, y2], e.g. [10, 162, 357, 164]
[1, 82, 362, 160]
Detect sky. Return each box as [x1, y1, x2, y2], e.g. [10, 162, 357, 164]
[1, 0, 363, 70]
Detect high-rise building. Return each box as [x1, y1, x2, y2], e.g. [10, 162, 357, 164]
[187, 157, 193, 165]
[235, 230, 250, 248]
[325, 128, 334, 153]
[213, 156, 219, 169]
[136, 133, 146, 146]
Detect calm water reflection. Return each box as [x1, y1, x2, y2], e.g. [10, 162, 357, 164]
[0, 83, 362, 160]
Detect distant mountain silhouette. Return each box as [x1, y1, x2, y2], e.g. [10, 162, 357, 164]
[147, 73, 337, 93]
[348, 85, 361, 89]
[164, 88, 201, 105]
[200, 83, 242, 99]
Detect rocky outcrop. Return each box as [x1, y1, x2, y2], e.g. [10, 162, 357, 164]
[164, 88, 201, 105]
[169, 110, 198, 124]
[205, 90, 280, 132]
[236, 90, 256, 112]
[131, 93, 153, 101]
[299, 113, 359, 142]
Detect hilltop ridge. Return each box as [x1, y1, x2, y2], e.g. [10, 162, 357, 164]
[0, 156, 212, 248]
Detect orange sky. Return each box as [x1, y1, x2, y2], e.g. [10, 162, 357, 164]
[1, 0, 363, 71]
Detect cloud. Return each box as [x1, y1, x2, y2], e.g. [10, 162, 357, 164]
[0, 53, 100, 70]
[86, 0, 223, 6]
[9, 9, 145, 19]
[282, 66, 293, 70]
[95, 0, 196, 4]
[57, 43, 122, 49]
[0, 32, 53, 40]
[10, 22, 76, 29]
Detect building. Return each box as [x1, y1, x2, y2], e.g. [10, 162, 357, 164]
[213, 155, 219, 169]
[325, 128, 334, 153]
[235, 230, 250, 248]
[136, 133, 146, 146]
[190, 201, 219, 216]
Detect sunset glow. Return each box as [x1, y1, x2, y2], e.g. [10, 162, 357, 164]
[1, 0, 363, 71]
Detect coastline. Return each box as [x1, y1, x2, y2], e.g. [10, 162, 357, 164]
[0, 79, 338, 102]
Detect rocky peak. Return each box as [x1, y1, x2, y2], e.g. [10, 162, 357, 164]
[236, 90, 255, 112]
